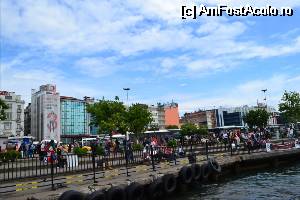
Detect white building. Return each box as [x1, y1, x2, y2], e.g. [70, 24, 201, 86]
[148, 104, 165, 130]
[31, 84, 60, 142]
[0, 91, 25, 137]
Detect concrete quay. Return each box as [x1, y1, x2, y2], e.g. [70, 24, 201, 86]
[1, 148, 300, 200]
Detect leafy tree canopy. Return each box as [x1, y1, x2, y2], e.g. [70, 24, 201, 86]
[87, 101, 152, 137]
[244, 109, 270, 129]
[279, 91, 300, 124]
[127, 103, 152, 136]
[180, 123, 198, 136]
[87, 99, 127, 135]
[165, 125, 179, 129]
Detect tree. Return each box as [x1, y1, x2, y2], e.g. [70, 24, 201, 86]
[127, 103, 152, 138]
[279, 91, 300, 124]
[195, 126, 208, 136]
[148, 124, 159, 131]
[180, 123, 198, 136]
[165, 125, 179, 129]
[87, 99, 127, 135]
[244, 109, 270, 129]
[0, 99, 8, 121]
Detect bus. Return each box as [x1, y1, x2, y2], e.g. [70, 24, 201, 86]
[81, 137, 99, 147]
[5, 136, 35, 150]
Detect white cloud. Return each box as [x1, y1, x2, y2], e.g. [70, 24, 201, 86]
[2, 0, 300, 78]
[174, 74, 300, 114]
[75, 57, 120, 78]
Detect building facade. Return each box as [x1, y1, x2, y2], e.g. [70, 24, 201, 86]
[164, 102, 180, 127]
[31, 84, 60, 142]
[0, 91, 25, 137]
[148, 104, 165, 130]
[60, 96, 97, 143]
[24, 103, 31, 136]
[180, 110, 208, 127]
[181, 105, 279, 129]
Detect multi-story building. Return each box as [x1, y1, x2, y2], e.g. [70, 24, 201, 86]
[0, 91, 25, 137]
[148, 102, 180, 130]
[24, 103, 31, 136]
[31, 84, 60, 142]
[148, 104, 165, 129]
[180, 110, 208, 127]
[181, 105, 279, 129]
[164, 102, 180, 127]
[60, 96, 97, 143]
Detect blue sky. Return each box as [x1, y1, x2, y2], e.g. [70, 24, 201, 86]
[1, 0, 300, 115]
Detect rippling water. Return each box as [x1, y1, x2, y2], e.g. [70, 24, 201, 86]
[173, 163, 300, 200]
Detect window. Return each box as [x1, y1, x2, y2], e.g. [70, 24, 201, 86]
[4, 122, 12, 130]
[17, 124, 22, 130]
[5, 96, 12, 100]
[17, 105, 21, 109]
[6, 104, 12, 109]
[17, 113, 21, 121]
[5, 112, 12, 120]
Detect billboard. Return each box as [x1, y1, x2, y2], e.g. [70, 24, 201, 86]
[43, 94, 60, 142]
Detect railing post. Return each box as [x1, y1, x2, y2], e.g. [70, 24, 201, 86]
[173, 147, 177, 165]
[125, 142, 129, 177]
[205, 140, 208, 160]
[150, 145, 155, 171]
[92, 152, 96, 183]
[51, 157, 54, 190]
[190, 137, 193, 153]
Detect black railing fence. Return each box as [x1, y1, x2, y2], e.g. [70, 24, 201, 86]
[0, 140, 280, 184]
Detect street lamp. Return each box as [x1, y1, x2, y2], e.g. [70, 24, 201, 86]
[123, 88, 130, 105]
[261, 89, 267, 108]
[123, 88, 130, 140]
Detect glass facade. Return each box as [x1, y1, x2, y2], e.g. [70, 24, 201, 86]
[60, 99, 87, 136]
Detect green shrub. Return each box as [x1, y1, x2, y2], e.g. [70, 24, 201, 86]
[0, 152, 5, 162]
[73, 147, 88, 156]
[132, 143, 143, 151]
[95, 145, 105, 156]
[0, 150, 20, 162]
[8, 150, 20, 161]
[167, 139, 177, 148]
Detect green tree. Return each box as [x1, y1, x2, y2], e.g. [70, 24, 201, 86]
[127, 103, 152, 138]
[244, 109, 270, 129]
[0, 99, 8, 121]
[148, 124, 159, 131]
[87, 99, 127, 135]
[180, 123, 198, 136]
[195, 126, 209, 136]
[279, 91, 300, 123]
[165, 125, 179, 129]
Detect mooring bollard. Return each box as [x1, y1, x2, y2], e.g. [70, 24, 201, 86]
[150, 145, 155, 171]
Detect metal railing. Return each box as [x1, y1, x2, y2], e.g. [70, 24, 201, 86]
[1, 138, 298, 185]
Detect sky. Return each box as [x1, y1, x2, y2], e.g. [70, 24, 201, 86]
[1, 0, 300, 115]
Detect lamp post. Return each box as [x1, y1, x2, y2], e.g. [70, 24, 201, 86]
[123, 88, 130, 140]
[123, 88, 130, 104]
[261, 89, 267, 109]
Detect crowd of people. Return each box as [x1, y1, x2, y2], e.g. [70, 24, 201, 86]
[1, 125, 298, 165]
